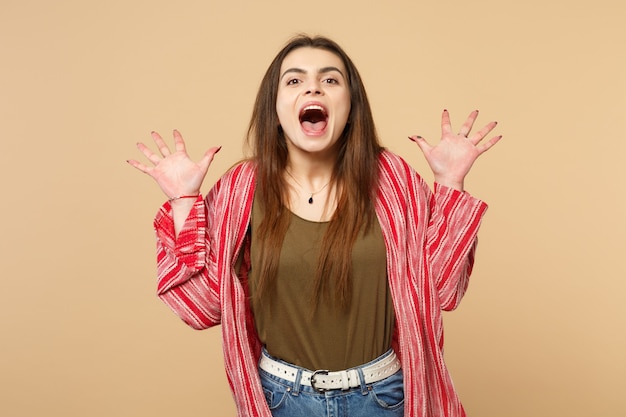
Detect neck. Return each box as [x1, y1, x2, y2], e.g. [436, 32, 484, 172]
[285, 151, 338, 209]
[285, 153, 335, 191]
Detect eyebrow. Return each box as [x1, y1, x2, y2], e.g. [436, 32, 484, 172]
[280, 66, 346, 80]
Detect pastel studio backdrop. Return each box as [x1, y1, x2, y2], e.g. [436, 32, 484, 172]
[1, 1, 624, 416]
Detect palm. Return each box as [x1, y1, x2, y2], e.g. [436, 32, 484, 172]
[147, 150, 207, 197]
[410, 110, 501, 188]
[127, 130, 220, 199]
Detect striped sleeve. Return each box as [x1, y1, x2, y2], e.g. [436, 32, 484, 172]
[153, 194, 222, 330]
[426, 182, 488, 311]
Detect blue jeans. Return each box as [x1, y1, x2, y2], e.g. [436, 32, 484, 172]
[258, 349, 404, 417]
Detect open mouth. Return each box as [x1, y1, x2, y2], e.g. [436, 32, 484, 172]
[299, 104, 328, 134]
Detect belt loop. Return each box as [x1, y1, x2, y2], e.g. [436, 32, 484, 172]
[356, 366, 368, 395]
[291, 368, 302, 396]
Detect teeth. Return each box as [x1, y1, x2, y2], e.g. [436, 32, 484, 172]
[300, 105, 327, 118]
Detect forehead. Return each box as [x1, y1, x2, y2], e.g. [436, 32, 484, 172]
[280, 47, 346, 74]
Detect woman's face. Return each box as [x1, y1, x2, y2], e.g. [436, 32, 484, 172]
[276, 47, 351, 160]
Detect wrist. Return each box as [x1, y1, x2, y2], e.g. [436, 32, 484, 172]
[434, 177, 464, 192]
[168, 194, 200, 202]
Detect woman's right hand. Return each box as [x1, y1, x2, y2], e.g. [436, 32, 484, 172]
[127, 130, 221, 199]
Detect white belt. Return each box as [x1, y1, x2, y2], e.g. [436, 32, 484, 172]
[259, 350, 401, 392]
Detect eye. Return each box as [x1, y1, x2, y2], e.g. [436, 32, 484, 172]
[286, 78, 300, 85]
[323, 77, 339, 84]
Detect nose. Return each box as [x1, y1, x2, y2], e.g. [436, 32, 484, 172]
[304, 79, 322, 95]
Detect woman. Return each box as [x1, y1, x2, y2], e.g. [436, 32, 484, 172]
[128, 35, 501, 417]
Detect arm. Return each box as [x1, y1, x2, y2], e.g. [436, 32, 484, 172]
[410, 109, 501, 309]
[128, 130, 223, 328]
[425, 183, 487, 310]
[153, 195, 223, 329]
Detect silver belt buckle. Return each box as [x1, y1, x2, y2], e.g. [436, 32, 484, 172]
[310, 369, 330, 393]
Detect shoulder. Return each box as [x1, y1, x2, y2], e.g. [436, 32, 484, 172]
[377, 150, 423, 188]
[213, 160, 256, 190]
[206, 160, 257, 204]
[223, 159, 256, 181]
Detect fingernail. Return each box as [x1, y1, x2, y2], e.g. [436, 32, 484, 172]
[408, 136, 415, 141]
[216, 146, 222, 153]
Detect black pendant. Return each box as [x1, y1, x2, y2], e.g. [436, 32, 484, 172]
[308, 196, 314, 204]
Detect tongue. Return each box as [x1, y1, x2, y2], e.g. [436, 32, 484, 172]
[302, 120, 327, 133]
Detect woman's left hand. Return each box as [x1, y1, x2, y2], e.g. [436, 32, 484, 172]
[409, 109, 502, 191]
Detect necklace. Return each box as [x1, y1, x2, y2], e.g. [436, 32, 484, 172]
[286, 170, 330, 204]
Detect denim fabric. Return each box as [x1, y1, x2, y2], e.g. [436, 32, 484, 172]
[259, 349, 404, 417]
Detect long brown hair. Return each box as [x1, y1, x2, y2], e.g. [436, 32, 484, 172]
[247, 35, 383, 309]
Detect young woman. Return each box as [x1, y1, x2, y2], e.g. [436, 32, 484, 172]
[128, 35, 501, 417]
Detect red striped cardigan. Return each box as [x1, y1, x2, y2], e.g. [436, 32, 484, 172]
[153, 150, 488, 416]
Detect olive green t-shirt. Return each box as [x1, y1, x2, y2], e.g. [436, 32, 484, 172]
[249, 199, 395, 371]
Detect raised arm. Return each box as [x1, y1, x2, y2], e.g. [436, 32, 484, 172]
[128, 130, 223, 328]
[409, 110, 501, 309]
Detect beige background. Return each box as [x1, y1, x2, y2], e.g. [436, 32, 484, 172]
[1, 0, 624, 416]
